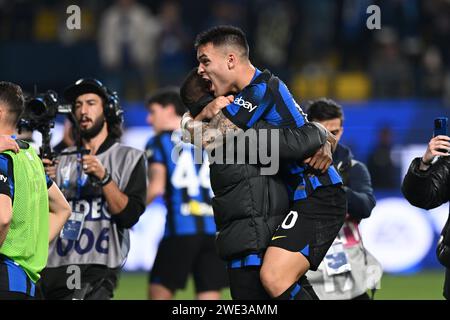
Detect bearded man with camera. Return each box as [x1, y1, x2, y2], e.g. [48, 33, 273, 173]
[38, 79, 147, 300]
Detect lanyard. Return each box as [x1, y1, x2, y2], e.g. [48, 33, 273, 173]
[76, 151, 83, 200]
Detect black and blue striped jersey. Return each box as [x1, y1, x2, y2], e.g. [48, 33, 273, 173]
[222, 69, 342, 200]
[145, 130, 216, 237]
[0, 154, 53, 202]
[0, 149, 51, 297]
[0, 255, 36, 297]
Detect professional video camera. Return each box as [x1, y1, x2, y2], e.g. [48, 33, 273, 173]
[18, 90, 72, 160]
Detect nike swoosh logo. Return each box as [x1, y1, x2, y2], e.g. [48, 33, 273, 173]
[271, 236, 287, 241]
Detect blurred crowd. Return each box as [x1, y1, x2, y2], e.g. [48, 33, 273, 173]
[0, 0, 449, 102]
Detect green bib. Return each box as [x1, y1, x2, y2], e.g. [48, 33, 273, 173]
[0, 144, 49, 283]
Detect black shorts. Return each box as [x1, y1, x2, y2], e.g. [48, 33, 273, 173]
[0, 255, 36, 299]
[227, 265, 319, 300]
[227, 266, 271, 300]
[269, 185, 347, 271]
[0, 291, 34, 300]
[39, 265, 119, 300]
[149, 234, 228, 293]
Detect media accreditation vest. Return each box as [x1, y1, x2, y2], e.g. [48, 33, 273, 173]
[46, 142, 144, 268]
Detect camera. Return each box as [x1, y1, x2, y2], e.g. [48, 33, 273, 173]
[18, 90, 73, 159]
[19, 90, 72, 133]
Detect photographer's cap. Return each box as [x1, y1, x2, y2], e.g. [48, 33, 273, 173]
[64, 79, 108, 103]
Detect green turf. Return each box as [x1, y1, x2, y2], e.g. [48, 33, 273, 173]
[113, 270, 446, 300]
[375, 271, 445, 300]
[113, 273, 231, 300]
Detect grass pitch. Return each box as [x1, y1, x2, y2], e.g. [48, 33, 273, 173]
[113, 270, 446, 300]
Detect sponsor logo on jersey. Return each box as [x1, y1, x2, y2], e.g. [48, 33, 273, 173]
[234, 96, 258, 112]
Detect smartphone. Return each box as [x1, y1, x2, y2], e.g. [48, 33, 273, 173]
[434, 117, 448, 137]
[434, 117, 449, 154]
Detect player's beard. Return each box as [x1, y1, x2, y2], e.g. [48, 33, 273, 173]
[80, 114, 106, 141]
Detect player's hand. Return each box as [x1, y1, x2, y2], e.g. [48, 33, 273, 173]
[42, 158, 58, 180]
[327, 131, 338, 152]
[312, 122, 338, 152]
[181, 112, 197, 143]
[422, 135, 450, 164]
[81, 155, 106, 180]
[195, 95, 234, 121]
[0, 135, 19, 153]
[181, 112, 193, 130]
[304, 141, 333, 173]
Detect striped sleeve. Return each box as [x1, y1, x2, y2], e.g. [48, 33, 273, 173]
[0, 154, 13, 199]
[145, 135, 165, 164]
[222, 83, 269, 129]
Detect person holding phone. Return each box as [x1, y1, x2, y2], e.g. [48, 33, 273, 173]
[402, 117, 450, 300]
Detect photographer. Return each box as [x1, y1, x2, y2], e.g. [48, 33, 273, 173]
[39, 79, 147, 300]
[402, 134, 450, 300]
[0, 81, 71, 300]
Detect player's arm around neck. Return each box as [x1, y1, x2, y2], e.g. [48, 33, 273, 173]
[182, 96, 240, 151]
[0, 194, 12, 247]
[48, 183, 71, 242]
[183, 110, 240, 151]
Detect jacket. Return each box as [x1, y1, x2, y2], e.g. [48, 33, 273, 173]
[334, 144, 376, 221]
[212, 122, 329, 260]
[402, 156, 450, 299]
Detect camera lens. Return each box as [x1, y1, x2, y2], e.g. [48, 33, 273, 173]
[28, 97, 46, 117]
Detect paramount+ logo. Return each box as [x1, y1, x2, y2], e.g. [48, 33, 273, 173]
[234, 96, 258, 112]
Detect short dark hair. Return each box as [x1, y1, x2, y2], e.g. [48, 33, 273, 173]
[180, 68, 210, 106]
[306, 98, 344, 125]
[180, 68, 215, 118]
[194, 25, 249, 58]
[146, 88, 186, 116]
[0, 81, 25, 126]
[107, 117, 123, 140]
